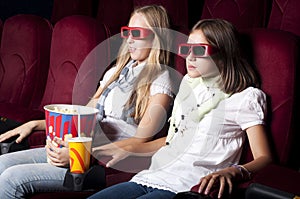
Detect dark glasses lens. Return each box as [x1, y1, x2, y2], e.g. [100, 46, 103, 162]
[179, 46, 190, 55]
[131, 29, 141, 37]
[122, 29, 129, 37]
[121, 26, 153, 39]
[192, 46, 206, 56]
[178, 43, 215, 57]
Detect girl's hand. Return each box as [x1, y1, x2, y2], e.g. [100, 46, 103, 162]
[93, 144, 131, 167]
[46, 137, 70, 167]
[198, 167, 242, 198]
[0, 122, 34, 143]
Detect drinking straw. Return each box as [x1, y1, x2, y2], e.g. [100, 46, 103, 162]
[77, 106, 81, 137]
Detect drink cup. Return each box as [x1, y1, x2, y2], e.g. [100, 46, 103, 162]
[68, 137, 92, 174]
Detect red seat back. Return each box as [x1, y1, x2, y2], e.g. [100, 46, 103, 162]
[40, 15, 110, 109]
[96, 0, 133, 36]
[0, 19, 2, 44]
[133, 0, 189, 33]
[268, 0, 300, 37]
[51, 0, 93, 24]
[0, 14, 52, 108]
[239, 29, 299, 167]
[201, 0, 271, 29]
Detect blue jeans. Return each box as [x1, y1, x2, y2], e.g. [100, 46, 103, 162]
[87, 182, 176, 199]
[0, 147, 68, 198]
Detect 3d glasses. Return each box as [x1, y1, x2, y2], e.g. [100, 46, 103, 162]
[178, 43, 216, 58]
[121, 26, 154, 39]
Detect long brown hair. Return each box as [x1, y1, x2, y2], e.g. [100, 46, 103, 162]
[191, 19, 259, 94]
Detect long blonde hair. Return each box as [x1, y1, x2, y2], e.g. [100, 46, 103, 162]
[100, 5, 171, 123]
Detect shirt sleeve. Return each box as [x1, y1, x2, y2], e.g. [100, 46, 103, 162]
[99, 67, 117, 88]
[150, 70, 174, 98]
[236, 88, 267, 130]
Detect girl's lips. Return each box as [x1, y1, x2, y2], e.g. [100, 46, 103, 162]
[128, 47, 136, 53]
[187, 65, 196, 70]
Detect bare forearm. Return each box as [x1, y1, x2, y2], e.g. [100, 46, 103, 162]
[28, 120, 46, 131]
[86, 98, 98, 108]
[125, 137, 166, 156]
[241, 155, 272, 174]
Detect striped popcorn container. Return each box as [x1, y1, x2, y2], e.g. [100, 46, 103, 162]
[44, 104, 99, 142]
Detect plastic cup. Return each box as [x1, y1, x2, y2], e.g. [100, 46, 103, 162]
[68, 137, 92, 174]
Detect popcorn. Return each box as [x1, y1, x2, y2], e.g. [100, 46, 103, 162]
[52, 106, 77, 114]
[64, 134, 73, 141]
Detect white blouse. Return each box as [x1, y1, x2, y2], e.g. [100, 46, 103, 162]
[131, 86, 267, 193]
[98, 61, 174, 142]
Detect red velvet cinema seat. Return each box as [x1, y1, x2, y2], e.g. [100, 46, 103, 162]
[133, 0, 189, 33]
[268, 0, 300, 37]
[0, 18, 2, 44]
[26, 15, 110, 149]
[191, 28, 300, 198]
[50, 0, 94, 24]
[0, 14, 52, 121]
[96, 0, 133, 36]
[200, 0, 271, 30]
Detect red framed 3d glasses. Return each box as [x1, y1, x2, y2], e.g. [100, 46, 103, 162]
[178, 43, 217, 57]
[121, 26, 154, 39]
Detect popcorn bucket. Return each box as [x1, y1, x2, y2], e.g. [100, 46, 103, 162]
[44, 104, 99, 141]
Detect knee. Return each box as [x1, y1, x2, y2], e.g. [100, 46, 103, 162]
[0, 156, 10, 174]
[0, 167, 16, 190]
[0, 166, 19, 184]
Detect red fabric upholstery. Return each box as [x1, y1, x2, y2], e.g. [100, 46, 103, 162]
[250, 164, 300, 196]
[96, 0, 133, 36]
[268, 0, 300, 37]
[39, 15, 109, 108]
[96, 0, 190, 36]
[0, 14, 52, 108]
[239, 29, 299, 167]
[191, 28, 300, 198]
[50, 0, 93, 24]
[26, 15, 110, 147]
[0, 15, 109, 126]
[0, 19, 2, 44]
[133, 0, 189, 32]
[201, 0, 271, 29]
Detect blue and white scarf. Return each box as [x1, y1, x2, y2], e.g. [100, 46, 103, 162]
[96, 60, 135, 121]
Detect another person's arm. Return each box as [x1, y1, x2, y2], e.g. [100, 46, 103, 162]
[197, 124, 272, 198]
[93, 93, 172, 167]
[0, 119, 46, 143]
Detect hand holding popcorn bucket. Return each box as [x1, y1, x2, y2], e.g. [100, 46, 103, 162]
[44, 104, 98, 164]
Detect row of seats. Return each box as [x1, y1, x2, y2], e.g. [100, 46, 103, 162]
[0, 1, 299, 198]
[47, 0, 300, 38]
[24, 25, 300, 199]
[0, 14, 110, 127]
[2, 0, 297, 38]
[1, 0, 300, 38]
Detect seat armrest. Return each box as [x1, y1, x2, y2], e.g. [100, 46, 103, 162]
[250, 164, 300, 196]
[190, 164, 300, 198]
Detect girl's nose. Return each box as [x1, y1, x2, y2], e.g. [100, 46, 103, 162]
[187, 52, 196, 61]
[127, 35, 134, 44]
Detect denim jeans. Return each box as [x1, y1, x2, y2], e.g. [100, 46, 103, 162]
[0, 147, 68, 198]
[87, 182, 176, 199]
